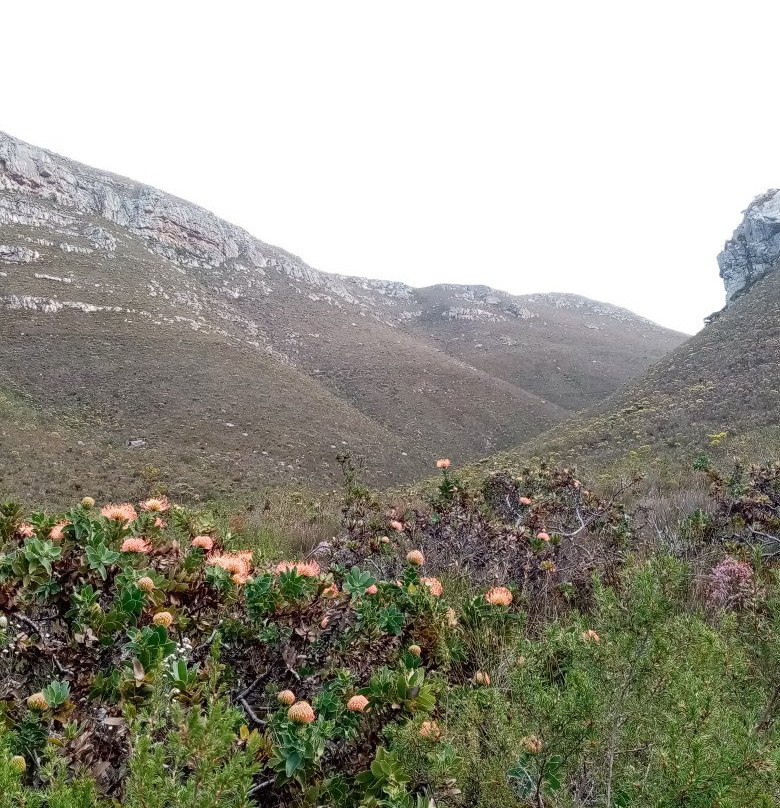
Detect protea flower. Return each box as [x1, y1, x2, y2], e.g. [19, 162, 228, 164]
[154, 517, 167, 530]
[519, 496, 532, 506]
[484, 586, 513, 606]
[446, 607, 458, 627]
[365, 584, 378, 595]
[347, 695, 369, 712]
[521, 735, 543, 754]
[537, 531, 550, 542]
[49, 521, 68, 541]
[101, 503, 138, 524]
[152, 611, 174, 628]
[436, 458, 451, 469]
[406, 550, 425, 566]
[209, 553, 252, 582]
[137, 576, 155, 593]
[10, 755, 26, 773]
[274, 560, 320, 578]
[419, 720, 441, 739]
[191, 535, 214, 551]
[321, 583, 339, 598]
[379, 535, 390, 544]
[27, 692, 48, 711]
[80, 496, 96, 509]
[421, 576, 442, 596]
[408, 644, 422, 657]
[390, 520, 405, 532]
[121, 537, 152, 554]
[277, 689, 296, 706]
[581, 629, 600, 643]
[140, 496, 170, 513]
[17, 523, 34, 538]
[287, 700, 315, 723]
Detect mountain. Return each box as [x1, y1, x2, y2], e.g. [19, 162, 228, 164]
[477, 193, 780, 483]
[0, 132, 684, 501]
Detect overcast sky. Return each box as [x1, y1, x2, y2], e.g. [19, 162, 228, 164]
[3, 1, 778, 334]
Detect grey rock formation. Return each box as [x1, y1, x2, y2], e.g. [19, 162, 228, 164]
[718, 189, 780, 303]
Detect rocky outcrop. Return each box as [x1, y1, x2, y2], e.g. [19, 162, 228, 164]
[718, 189, 780, 303]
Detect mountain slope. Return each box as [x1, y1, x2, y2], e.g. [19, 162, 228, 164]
[0, 131, 684, 500]
[476, 258, 780, 484]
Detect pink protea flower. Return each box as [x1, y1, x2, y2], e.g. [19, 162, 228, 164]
[320, 616, 330, 628]
[421, 576, 443, 596]
[365, 584, 378, 595]
[537, 531, 550, 542]
[436, 458, 451, 469]
[519, 496, 533, 506]
[140, 496, 170, 513]
[706, 556, 754, 609]
[277, 689, 296, 706]
[152, 611, 174, 628]
[390, 520, 405, 532]
[406, 550, 425, 566]
[101, 503, 138, 524]
[287, 701, 315, 723]
[17, 523, 35, 538]
[484, 586, 513, 606]
[274, 560, 320, 578]
[154, 517, 167, 530]
[49, 521, 68, 541]
[347, 695, 369, 712]
[121, 537, 152, 554]
[191, 535, 214, 551]
[581, 629, 600, 643]
[408, 644, 422, 657]
[419, 720, 441, 740]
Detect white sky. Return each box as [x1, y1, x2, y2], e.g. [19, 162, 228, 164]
[3, 1, 779, 334]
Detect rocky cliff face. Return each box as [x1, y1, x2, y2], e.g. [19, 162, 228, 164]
[718, 189, 780, 303]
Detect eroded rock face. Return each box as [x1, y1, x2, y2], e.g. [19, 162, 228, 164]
[718, 189, 780, 303]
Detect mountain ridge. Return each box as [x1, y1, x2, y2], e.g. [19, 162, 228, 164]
[0, 131, 685, 501]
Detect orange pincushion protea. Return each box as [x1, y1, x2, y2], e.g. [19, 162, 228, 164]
[537, 531, 550, 542]
[101, 503, 138, 524]
[287, 701, 316, 723]
[49, 521, 68, 541]
[27, 692, 49, 711]
[17, 523, 35, 538]
[519, 496, 533, 506]
[277, 690, 296, 706]
[140, 496, 170, 513]
[137, 576, 155, 593]
[274, 560, 320, 578]
[365, 584, 378, 595]
[346, 695, 369, 712]
[121, 537, 152, 554]
[152, 611, 174, 628]
[390, 520, 405, 532]
[408, 644, 422, 657]
[436, 458, 451, 469]
[191, 535, 214, 551]
[484, 586, 513, 606]
[419, 720, 441, 740]
[209, 552, 252, 583]
[421, 577, 443, 596]
[80, 496, 96, 509]
[406, 550, 425, 566]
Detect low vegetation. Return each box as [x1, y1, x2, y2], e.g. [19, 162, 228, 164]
[1, 456, 779, 807]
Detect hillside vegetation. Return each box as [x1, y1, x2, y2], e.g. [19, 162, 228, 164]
[1, 457, 779, 808]
[0, 131, 684, 502]
[472, 264, 780, 488]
